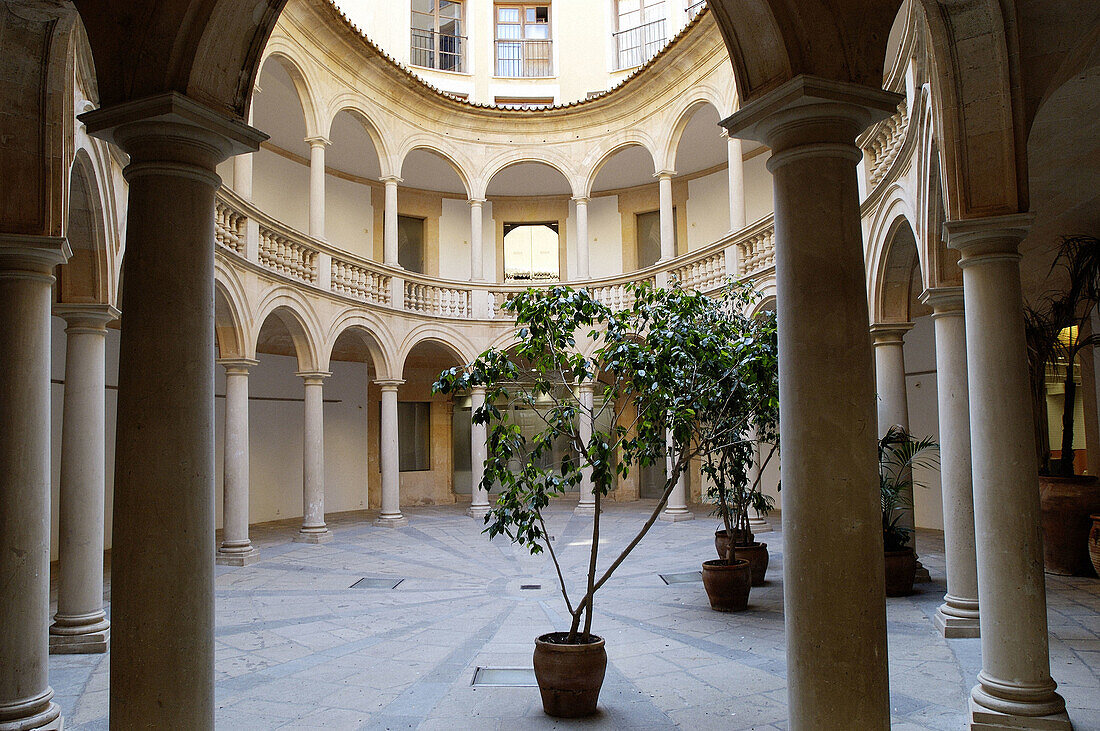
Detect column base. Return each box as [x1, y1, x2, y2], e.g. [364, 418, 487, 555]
[293, 528, 333, 544]
[466, 505, 491, 519]
[659, 508, 695, 522]
[574, 503, 597, 516]
[49, 627, 109, 655]
[374, 514, 408, 528]
[969, 697, 1072, 730]
[915, 559, 932, 583]
[748, 517, 770, 533]
[934, 605, 981, 639]
[0, 691, 62, 731]
[216, 545, 260, 566]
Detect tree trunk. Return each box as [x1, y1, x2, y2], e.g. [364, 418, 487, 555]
[1059, 368, 1077, 476]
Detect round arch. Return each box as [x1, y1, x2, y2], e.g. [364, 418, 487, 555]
[59, 148, 110, 305]
[255, 48, 323, 139]
[396, 139, 475, 197]
[322, 309, 397, 378]
[660, 94, 729, 172]
[868, 213, 923, 325]
[581, 136, 660, 197]
[251, 288, 325, 371]
[479, 152, 579, 199]
[324, 98, 394, 177]
[396, 325, 480, 377]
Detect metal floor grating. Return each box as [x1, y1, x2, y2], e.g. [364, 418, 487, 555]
[659, 571, 702, 585]
[349, 577, 404, 589]
[472, 667, 538, 687]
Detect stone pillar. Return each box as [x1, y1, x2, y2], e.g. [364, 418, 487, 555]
[296, 371, 333, 543]
[727, 133, 746, 232]
[659, 430, 694, 521]
[81, 92, 265, 728]
[656, 171, 675, 261]
[723, 76, 901, 729]
[49, 304, 118, 656]
[575, 382, 597, 515]
[467, 387, 491, 518]
[0, 235, 69, 731]
[306, 136, 329, 240]
[920, 288, 979, 638]
[945, 214, 1070, 729]
[469, 198, 485, 281]
[382, 176, 402, 267]
[574, 197, 590, 280]
[871, 322, 929, 581]
[747, 437, 769, 532]
[233, 101, 255, 200]
[376, 380, 408, 526]
[217, 359, 260, 564]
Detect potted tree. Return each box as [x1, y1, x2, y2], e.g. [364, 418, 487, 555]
[1025, 235, 1100, 576]
[434, 280, 777, 716]
[879, 425, 938, 597]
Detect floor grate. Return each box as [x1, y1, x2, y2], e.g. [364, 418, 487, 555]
[659, 571, 702, 585]
[472, 667, 538, 687]
[520, 584, 542, 590]
[349, 577, 404, 589]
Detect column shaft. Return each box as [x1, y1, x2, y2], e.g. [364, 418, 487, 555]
[383, 178, 400, 267]
[727, 135, 746, 231]
[296, 373, 332, 543]
[218, 361, 260, 562]
[659, 430, 694, 521]
[467, 387, 490, 518]
[947, 215, 1068, 726]
[574, 198, 590, 280]
[922, 289, 979, 637]
[0, 236, 68, 730]
[470, 199, 485, 281]
[658, 173, 675, 261]
[576, 384, 596, 514]
[376, 382, 408, 526]
[308, 138, 327, 240]
[51, 306, 117, 655]
[872, 325, 916, 539]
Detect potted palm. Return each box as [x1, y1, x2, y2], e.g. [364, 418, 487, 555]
[1025, 235, 1100, 576]
[879, 425, 938, 596]
[434, 280, 776, 716]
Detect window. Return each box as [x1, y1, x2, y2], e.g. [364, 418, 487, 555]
[495, 4, 552, 77]
[398, 215, 425, 273]
[398, 402, 431, 472]
[503, 222, 560, 282]
[635, 209, 676, 269]
[686, 0, 707, 17]
[411, 1, 466, 72]
[613, 0, 666, 70]
[493, 96, 555, 108]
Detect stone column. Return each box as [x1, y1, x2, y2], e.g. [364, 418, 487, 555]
[945, 214, 1070, 728]
[49, 304, 118, 656]
[81, 93, 265, 728]
[217, 359, 260, 564]
[656, 171, 675, 261]
[871, 322, 929, 580]
[296, 371, 333, 543]
[723, 76, 901, 728]
[467, 387, 491, 518]
[469, 198, 485, 281]
[381, 176, 402, 267]
[659, 429, 694, 521]
[575, 382, 597, 515]
[0, 235, 69, 731]
[920, 288, 979, 638]
[726, 133, 746, 232]
[375, 380, 408, 526]
[574, 197, 590, 280]
[306, 136, 329, 240]
[747, 437, 769, 532]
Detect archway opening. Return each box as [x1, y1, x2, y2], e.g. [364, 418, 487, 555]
[485, 161, 573, 280]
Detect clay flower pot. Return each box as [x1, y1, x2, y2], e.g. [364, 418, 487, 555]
[714, 528, 753, 559]
[734, 542, 769, 586]
[701, 558, 751, 611]
[1039, 475, 1100, 576]
[533, 632, 607, 718]
[1089, 514, 1100, 578]
[884, 548, 917, 597]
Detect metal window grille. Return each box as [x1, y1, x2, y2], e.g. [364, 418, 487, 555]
[613, 17, 667, 71]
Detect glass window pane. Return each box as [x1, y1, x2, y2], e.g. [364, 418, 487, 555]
[525, 24, 549, 39]
[397, 402, 431, 472]
[498, 7, 519, 22]
[439, 1, 461, 18]
[412, 0, 434, 13]
[497, 24, 520, 39]
[398, 215, 425, 273]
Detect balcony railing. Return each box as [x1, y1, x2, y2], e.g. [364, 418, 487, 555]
[495, 39, 553, 78]
[613, 18, 667, 71]
[686, 0, 706, 17]
[213, 187, 775, 321]
[410, 29, 466, 73]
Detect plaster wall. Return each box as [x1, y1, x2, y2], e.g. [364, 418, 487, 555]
[686, 169, 728, 250]
[438, 197, 473, 280]
[744, 152, 773, 223]
[253, 149, 310, 234]
[902, 316, 945, 531]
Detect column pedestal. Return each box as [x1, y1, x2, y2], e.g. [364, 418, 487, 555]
[0, 235, 69, 731]
[50, 304, 119, 655]
[376, 380, 409, 526]
[217, 359, 260, 564]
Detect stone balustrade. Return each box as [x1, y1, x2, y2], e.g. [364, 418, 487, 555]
[864, 100, 909, 188]
[213, 188, 776, 320]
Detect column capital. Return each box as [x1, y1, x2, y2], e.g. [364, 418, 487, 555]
[870, 322, 913, 346]
[296, 370, 331, 385]
[654, 169, 676, 181]
[919, 286, 965, 315]
[54, 303, 120, 330]
[0, 234, 71, 277]
[380, 175, 404, 185]
[80, 92, 266, 163]
[374, 378, 405, 391]
[943, 214, 1032, 264]
[721, 75, 901, 155]
[572, 196, 591, 205]
[218, 357, 259, 374]
[468, 197, 486, 207]
[304, 135, 331, 148]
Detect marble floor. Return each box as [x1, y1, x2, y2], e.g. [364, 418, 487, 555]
[49, 502, 1100, 729]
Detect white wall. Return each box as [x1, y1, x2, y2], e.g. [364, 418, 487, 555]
[327, 173, 374, 257]
[744, 153, 773, 223]
[253, 148, 310, 234]
[439, 197, 472, 280]
[902, 315, 945, 531]
[686, 169, 729, 250]
[588, 195, 623, 278]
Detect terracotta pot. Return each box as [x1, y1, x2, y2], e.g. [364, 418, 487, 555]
[533, 632, 607, 718]
[713, 528, 753, 560]
[1039, 475, 1100, 576]
[734, 542, 769, 586]
[884, 548, 916, 597]
[1089, 515, 1100, 578]
[701, 558, 751, 612]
